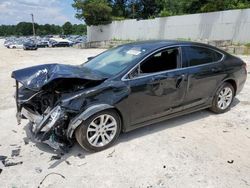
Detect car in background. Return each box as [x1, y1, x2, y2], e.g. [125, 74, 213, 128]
[49, 38, 72, 48]
[51, 41, 70, 47]
[8, 43, 23, 49]
[37, 41, 49, 48]
[12, 41, 247, 152]
[23, 41, 38, 50]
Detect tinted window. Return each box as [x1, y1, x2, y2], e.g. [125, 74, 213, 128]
[183, 46, 223, 67]
[129, 48, 179, 78]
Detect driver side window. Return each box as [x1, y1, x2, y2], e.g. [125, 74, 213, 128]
[129, 47, 180, 78]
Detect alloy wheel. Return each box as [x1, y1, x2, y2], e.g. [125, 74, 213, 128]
[87, 114, 118, 147]
[217, 87, 233, 110]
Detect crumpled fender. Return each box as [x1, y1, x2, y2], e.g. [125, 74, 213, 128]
[66, 104, 114, 138]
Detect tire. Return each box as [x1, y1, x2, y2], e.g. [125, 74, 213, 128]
[210, 82, 235, 114]
[75, 109, 121, 152]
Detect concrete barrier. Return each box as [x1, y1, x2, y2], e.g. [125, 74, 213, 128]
[87, 9, 250, 44]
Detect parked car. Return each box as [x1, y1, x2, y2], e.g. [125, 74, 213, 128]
[23, 41, 38, 50]
[37, 41, 49, 48]
[8, 43, 23, 49]
[11, 41, 247, 152]
[51, 41, 70, 47]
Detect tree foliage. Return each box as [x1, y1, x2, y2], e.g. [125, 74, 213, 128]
[0, 22, 87, 36]
[62, 21, 73, 35]
[72, 0, 250, 25]
[73, 0, 112, 26]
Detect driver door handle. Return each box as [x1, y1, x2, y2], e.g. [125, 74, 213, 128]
[176, 74, 185, 88]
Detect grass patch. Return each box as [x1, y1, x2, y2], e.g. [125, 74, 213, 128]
[245, 43, 250, 48]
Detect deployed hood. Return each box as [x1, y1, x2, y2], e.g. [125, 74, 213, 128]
[11, 63, 105, 91]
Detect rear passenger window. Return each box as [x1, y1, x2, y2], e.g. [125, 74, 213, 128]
[183, 46, 223, 67]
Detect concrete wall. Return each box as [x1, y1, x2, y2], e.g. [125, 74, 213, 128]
[87, 9, 250, 43]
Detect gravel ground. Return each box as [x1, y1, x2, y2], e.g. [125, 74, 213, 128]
[0, 39, 250, 188]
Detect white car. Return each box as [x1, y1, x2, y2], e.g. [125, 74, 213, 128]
[8, 43, 23, 49]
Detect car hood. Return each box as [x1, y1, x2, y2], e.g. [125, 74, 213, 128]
[11, 63, 106, 91]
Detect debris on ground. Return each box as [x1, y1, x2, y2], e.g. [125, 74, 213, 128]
[38, 172, 65, 188]
[227, 160, 234, 164]
[12, 130, 17, 133]
[107, 149, 115, 158]
[50, 154, 62, 161]
[3, 161, 23, 167]
[0, 155, 7, 161]
[223, 130, 229, 133]
[163, 165, 166, 169]
[77, 153, 85, 159]
[65, 161, 71, 165]
[181, 136, 186, 139]
[23, 137, 29, 145]
[0, 155, 23, 167]
[241, 179, 250, 186]
[77, 162, 87, 167]
[35, 167, 42, 173]
[11, 149, 21, 157]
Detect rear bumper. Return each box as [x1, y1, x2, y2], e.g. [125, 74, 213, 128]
[236, 67, 247, 95]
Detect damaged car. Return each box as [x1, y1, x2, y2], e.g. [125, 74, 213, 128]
[12, 41, 247, 152]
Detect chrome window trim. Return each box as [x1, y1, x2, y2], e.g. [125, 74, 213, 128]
[121, 44, 225, 81]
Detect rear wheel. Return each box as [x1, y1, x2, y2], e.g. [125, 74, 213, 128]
[75, 109, 121, 152]
[210, 82, 235, 113]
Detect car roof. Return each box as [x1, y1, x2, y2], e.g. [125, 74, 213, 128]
[120, 40, 223, 53]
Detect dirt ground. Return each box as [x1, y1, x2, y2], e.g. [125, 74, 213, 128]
[0, 39, 250, 188]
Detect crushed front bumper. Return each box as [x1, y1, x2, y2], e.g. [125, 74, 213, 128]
[20, 106, 70, 151]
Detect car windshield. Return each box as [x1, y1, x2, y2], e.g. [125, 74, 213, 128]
[81, 45, 147, 77]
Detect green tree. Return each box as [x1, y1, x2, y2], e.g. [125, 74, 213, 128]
[16, 22, 34, 36]
[72, 24, 87, 35]
[62, 21, 73, 35]
[72, 0, 112, 26]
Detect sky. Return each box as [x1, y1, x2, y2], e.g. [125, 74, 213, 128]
[0, 0, 83, 25]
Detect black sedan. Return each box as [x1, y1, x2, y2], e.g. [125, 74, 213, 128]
[11, 41, 247, 152]
[51, 41, 70, 47]
[23, 41, 38, 50]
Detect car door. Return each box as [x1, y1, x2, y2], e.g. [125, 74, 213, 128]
[182, 46, 225, 107]
[123, 47, 188, 125]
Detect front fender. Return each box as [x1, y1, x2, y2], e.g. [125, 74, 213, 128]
[66, 104, 114, 138]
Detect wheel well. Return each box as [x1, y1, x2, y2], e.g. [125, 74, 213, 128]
[112, 108, 124, 131]
[225, 79, 237, 95]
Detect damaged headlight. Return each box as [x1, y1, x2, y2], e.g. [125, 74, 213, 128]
[40, 106, 63, 132]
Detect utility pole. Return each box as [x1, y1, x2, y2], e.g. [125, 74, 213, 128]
[31, 13, 36, 38]
[132, 4, 135, 19]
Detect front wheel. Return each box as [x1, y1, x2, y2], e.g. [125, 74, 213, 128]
[75, 109, 121, 152]
[210, 82, 235, 113]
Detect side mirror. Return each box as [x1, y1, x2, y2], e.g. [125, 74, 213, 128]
[87, 56, 95, 61]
